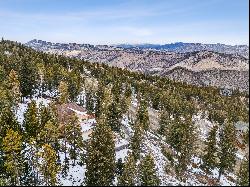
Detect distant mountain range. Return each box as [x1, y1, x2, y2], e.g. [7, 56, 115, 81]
[25, 39, 249, 92]
[26, 39, 249, 58]
[114, 42, 249, 58]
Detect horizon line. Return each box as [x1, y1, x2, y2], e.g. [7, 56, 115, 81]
[1, 37, 249, 47]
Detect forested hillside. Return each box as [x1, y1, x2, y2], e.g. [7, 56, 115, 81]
[26, 39, 249, 92]
[0, 39, 249, 186]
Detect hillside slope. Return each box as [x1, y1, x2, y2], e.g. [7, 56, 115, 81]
[26, 40, 249, 92]
[115, 42, 249, 58]
[161, 67, 249, 91]
[0, 40, 249, 186]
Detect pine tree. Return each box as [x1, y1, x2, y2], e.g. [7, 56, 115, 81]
[130, 121, 143, 160]
[0, 177, 9, 186]
[120, 94, 131, 115]
[21, 158, 36, 186]
[21, 136, 43, 186]
[22, 138, 40, 186]
[36, 62, 45, 97]
[208, 110, 226, 126]
[0, 105, 21, 177]
[166, 115, 197, 181]
[107, 100, 122, 133]
[136, 98, 150, 132]
[118, 152, 137, 186]
[19, 60, 38, 98]
[116, 158, 124, 177]
[0, 152, 5, 183]
[44, 66, 54, 91]
[85, 119, 116, 185]
[94, 81, 105, 118]
[58, 81, 69, 104]
[0, 86, 10, 110]
[0, 106, 21, 138]
[236, 157, 249, 186]
[38, 105, 61, 157]
[23, 100, 39, 139]
[67, 70, 82, 102]
[158, 109, 171, 135]
[38, 144, 60, 186]
[139, 154, 160, 186]
[65, 114, 84, 165]
[201, 125, 218, 173]
[0, 65, 6, 83]
[39, 104, 56, 130]
[7, 69, 21, 111]
[152, 92, 161, 110]
[120, 83, 132, 115]
[218, 120, 237, 180]
[111, 81, 122, 103]
[38, 120, 59, 146]
[85, 92, 95, 114]
[2, 129, 23, 186]
[243, 129, 249, 146]
[85, 88, 116, 186]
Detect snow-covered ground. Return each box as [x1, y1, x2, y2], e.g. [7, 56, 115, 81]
[16, 95, 51, 124]
[14, 90, 243, 186]
[58, 150, 86, 186]
[81, 121, 94, 132]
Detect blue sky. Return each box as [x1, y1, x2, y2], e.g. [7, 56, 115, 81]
[0, 0, 249, 45]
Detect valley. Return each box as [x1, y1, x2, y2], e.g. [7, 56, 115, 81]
[26, 39, 249, 93]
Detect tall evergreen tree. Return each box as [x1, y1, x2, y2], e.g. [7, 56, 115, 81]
[136, 98, 150, 132]
[130, 121, 143, 160]
[0, 106, 20, 139]
[85, 88, 116, 186]
[7, 69, 21, 111]
[0, 86, 10, 110]
[158, 109, 171, 135]
[94, 81, 105, 118]
[107, 99, 122, 133]
[22, 138, 40, 186]
[39, 104, 56, 130]
[38, 144, 60, 186]
[0, 65, 6, 83]
[19, 61, 38, 98]
[85, 119, 116, 185]
[0, 105, 21, 178]
[236, 157, 249, 186]
[65, 114, 84, 165]
[151, 92, 161, 110]
[166, 115, 197, 181]
[139, 154, 160, 186]
[118, 153, 137, 186]
[38, 120, 59, 146]
[36, 62, 45, 96]
[85, 92, 95, 114]
[23, 100, 39, 139]
[201, 125, 218, 173]
[67, 70, 82, 102]
[120, 83, 132, 115]
[218, 120, 237, 180]
[116, 158, 124, 177]
[2, 129, 23, 186]
[58, 81, 69, 104]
